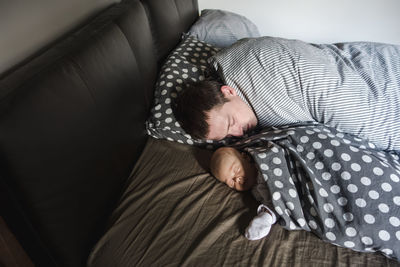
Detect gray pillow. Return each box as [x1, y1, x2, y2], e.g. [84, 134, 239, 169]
[146, 36, 231, 149]
[186, 9, 260, 48]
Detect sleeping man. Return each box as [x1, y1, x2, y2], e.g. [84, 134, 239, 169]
[174, 37, 400, 152]
[209, 122, 400, 262]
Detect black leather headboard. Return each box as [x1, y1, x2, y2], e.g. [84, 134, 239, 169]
[0, 0, 198, 266]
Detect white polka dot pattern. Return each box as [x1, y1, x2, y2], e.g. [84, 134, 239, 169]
[146, 36, 223, 148]
[238, 122, 400, 261]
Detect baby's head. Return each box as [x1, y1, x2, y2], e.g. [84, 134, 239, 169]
[210, 147, 257, 191]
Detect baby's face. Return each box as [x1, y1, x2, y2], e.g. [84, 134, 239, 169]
[211, 147, 257, 191]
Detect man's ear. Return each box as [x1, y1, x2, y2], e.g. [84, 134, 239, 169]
[221, 85, 237, 97]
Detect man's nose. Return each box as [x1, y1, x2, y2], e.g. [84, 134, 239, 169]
[230, 125, 243, 137]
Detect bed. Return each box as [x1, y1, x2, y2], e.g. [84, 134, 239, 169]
[0, 0, 399, 266]
[87, 137, 400, 267]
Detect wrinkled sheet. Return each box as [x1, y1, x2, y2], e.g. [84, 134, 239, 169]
[88, 137, 399, 266]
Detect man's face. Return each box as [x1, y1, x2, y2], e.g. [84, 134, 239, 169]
[206, 86, 258, 140]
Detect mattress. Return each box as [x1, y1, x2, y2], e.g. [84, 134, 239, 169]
[87, 137, 399, 266]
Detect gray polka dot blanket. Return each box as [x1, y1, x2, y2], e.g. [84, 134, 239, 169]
[233, 122, 400, 261]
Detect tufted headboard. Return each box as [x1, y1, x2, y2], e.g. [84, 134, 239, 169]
[0, 0, 198, 266]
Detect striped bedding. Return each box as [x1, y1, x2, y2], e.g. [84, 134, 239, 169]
[209, 37, 400, 152]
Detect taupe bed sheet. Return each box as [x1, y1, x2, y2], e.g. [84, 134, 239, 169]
[88, 137, 399, 267]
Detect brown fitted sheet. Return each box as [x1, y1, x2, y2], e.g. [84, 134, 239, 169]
[87, 137, 400, 267]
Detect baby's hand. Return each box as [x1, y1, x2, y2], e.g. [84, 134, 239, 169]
[245, 204, 276, 240]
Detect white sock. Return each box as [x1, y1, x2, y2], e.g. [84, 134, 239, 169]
[245, 204, 277, 240]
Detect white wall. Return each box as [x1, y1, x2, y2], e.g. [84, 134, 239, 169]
[199, 0, 400, 45]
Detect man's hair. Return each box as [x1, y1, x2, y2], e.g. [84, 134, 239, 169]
[173, 80, 228, 139]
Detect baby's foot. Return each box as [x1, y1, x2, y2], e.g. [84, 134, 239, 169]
[245, 204, 276, 240]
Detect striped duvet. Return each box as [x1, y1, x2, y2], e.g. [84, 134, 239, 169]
[209, 37, 400, 152]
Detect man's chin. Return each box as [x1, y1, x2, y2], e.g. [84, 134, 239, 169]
[245, 124, 257, 135]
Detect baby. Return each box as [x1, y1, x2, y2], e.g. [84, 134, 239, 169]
[210, 147, 277, 240]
